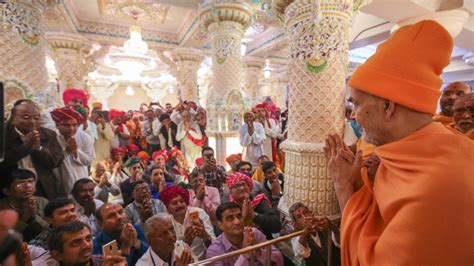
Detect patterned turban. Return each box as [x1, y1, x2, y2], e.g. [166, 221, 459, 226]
[63, 88, 89, 107]
[127, 144, 139, 154]
[152, 149, 168, 161]
[168, 146, 182, 158]
[160, 186, 190, 207]
[226, 153, 242, 165]
[50, 107, 83, 124]
[226, 172, 253, 190]
[125, 157, 142, 168]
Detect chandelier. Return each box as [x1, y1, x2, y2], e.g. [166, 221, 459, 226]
[123, 25, 148, 55]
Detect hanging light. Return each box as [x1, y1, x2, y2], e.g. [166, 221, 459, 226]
[125, 85, 135, 96]
[123, 22, 148, 55]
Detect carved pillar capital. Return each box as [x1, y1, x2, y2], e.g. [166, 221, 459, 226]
[46, 33, 110, 92]
[173, 48, 204, 102]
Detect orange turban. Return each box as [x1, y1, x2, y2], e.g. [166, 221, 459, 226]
[63, 88, 89, 107]
[348, 20, 453, 114]
[226, 153, 242, 164]
[50, 107, 83, 124]
[137, 151, 149, 162]
[92, 102, 102, 109]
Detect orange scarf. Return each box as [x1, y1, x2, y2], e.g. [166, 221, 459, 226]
[432, 113, 453, 127]
[342, 123, 474, 265]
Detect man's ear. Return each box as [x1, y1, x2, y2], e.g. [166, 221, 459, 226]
[45, 216, 53, 225]
[385, 101, 396, 121]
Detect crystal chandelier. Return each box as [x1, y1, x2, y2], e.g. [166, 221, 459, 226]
[123, 24, 148, 55]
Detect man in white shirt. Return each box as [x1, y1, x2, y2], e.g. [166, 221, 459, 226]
[141, 109, 161, 153]
[71, 179, 104, 236]
[159, 186, 215, 260]
[137, 215, 194, 266]
[50, 107, 95, 194]
[239, 111, 266, 167]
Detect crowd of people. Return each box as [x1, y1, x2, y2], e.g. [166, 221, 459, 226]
[0, 19, 473, 266]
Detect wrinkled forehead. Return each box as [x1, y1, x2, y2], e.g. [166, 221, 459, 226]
[454, 94, 474, 109]
[444, 82, 471, 93]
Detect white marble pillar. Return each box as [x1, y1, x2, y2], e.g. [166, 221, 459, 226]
[273, 0, 358, 216]
[173, 48, 204, 102]
[243, 56, 265, 104]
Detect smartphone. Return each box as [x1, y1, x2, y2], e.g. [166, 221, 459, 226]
[102, 240, 119, 257]
[188, 211, 199, 221]
[174, 240, 185, 258]
[100, 111, 110, 122]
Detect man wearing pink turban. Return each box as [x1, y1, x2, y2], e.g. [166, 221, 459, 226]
[51, 107, 95, 194]
[159, 186, 216, 260]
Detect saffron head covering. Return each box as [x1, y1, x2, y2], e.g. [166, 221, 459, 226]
[50, 107, 83, 124]
[348, 20, 453, 114]
[160, 186, 190, 207]
[137, 151, 150, 162]
[63, 88, 89, 107]
[226, 172, 253, 190]
[92, 102, 102, 109]
[152, 149, 168, 161]
[226, 153, 242, 165]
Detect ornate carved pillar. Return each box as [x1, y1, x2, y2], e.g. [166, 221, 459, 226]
[269, 74, 289, 108]
[0, 1, 49, 105]
[243, 56, 265, 104]
[173, 48, 204, 102]
[88, 81, 119, 110]
[273, 0, 358, 217]
[46, 33, 109, 94]
[199, 1, 253, 166]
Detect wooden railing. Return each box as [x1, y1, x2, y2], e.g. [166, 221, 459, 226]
[190, 230, 307, 266]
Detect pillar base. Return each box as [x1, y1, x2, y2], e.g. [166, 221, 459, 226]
[280, 140, 340, 216]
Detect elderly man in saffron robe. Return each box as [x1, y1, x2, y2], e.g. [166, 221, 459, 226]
[324, 20, 474, 265]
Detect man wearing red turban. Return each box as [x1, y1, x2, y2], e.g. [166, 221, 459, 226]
[51, 107, 95, 194]
[109, 109, 130, 149]
[254, 103, 281, 168]
[226, 172, 280, 240]
[159, 186, 215, 260]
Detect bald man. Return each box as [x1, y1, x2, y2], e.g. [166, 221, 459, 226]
[1, 100, 65, 199]
[453, 92, 474, 139]
[433, 81, 471, 126]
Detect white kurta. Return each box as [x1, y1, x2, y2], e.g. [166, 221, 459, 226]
[110, 123, 130, 148]
[54, 129, 95, 194]
[176, 121, 203, 169]
[260, 118, 280, 159]
[239, 122, 266, 167]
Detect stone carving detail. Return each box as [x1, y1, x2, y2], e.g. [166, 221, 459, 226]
[272, 0, 355, 217]
[174, 48, 203, 102]
[0, 19, 48, 105]
[47, 34, 110, 91]
[243, 57, 265, 104]
[0, 2, 43, 46]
